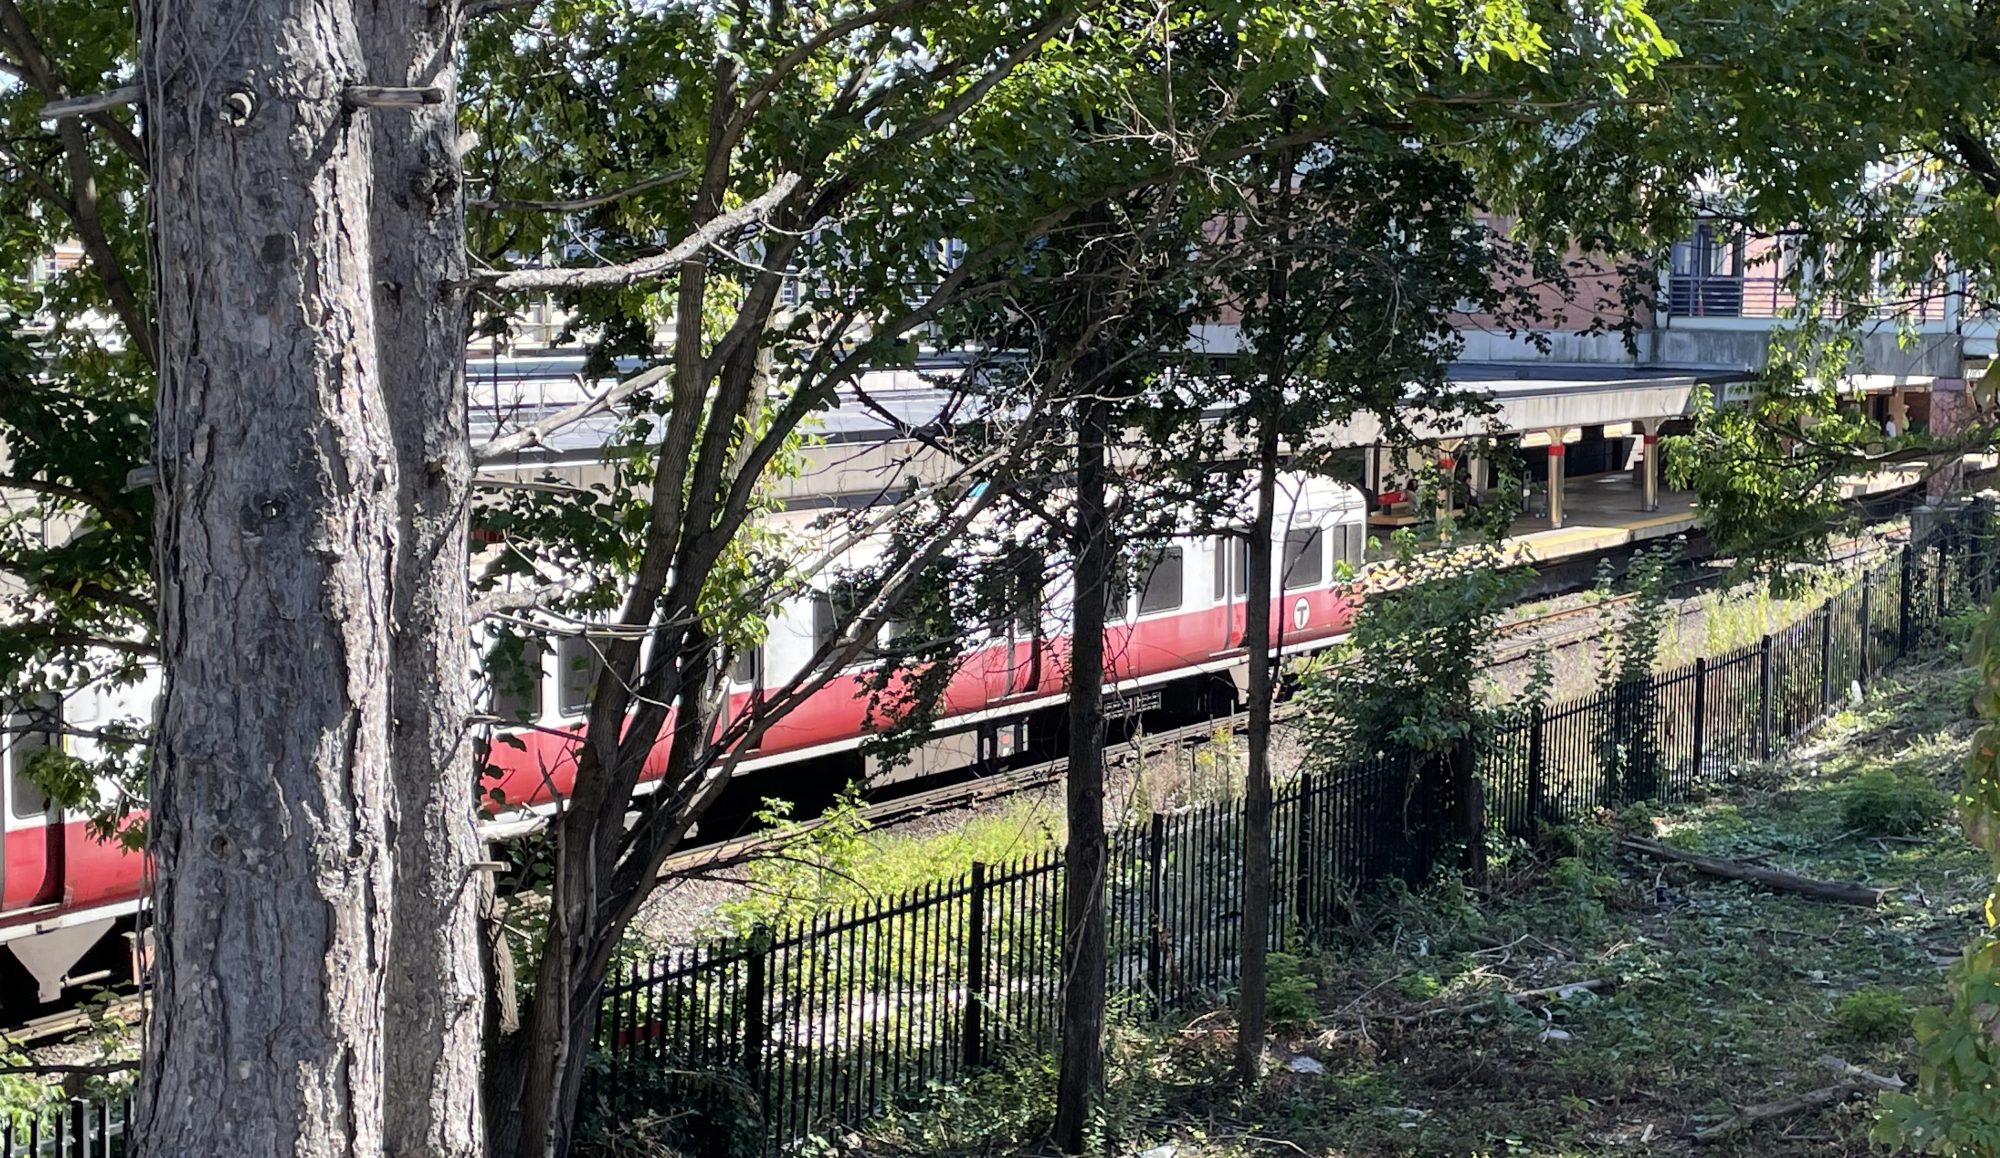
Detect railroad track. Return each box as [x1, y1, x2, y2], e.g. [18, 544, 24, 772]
[661, 709, 1279, 876]
[4, 995, 143, 1047]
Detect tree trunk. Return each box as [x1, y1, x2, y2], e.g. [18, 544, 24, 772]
[362, 7, 485, 1156]
[1235, 416, 1279, 1087]
[1236, 126, 1292, 1087]
[137, 3, 399, 1153]
[1054, 395, 1111, 1154]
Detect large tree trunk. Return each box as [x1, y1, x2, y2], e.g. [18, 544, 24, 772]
[362, 7, 485, 1156]
[1054, 395, 1111, 1154]
[137, 2, 400, 1153]
[1235, 417, 1279, 1086]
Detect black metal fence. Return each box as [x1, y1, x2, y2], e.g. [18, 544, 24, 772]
[0, 1096, 134, 1157]
[23, 509, 1986, 1154]
[591, 502, 1999, 1152]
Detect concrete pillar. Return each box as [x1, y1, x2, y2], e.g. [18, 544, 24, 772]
[1469, 456, 1489, 497]
[1546, 436, 1568, 529]
[1637, 418, 1663, 513]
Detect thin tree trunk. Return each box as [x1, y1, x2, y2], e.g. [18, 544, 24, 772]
[1235, 416, 1279, 1087]
[363, 6, 485, 1155]
[1238, 129, 1292, 1086]
[1054, 394, 1111, 1154]
[137, 3, 398, 1153]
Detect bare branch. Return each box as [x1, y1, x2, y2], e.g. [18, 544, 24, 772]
[468, 167, 692, 214]
[470, 582, 582, 621]
[344, 84, 444, 109]
[473, 174, 802, 291]
[473, 363, 670, 462]
[37, 84, 138, 120]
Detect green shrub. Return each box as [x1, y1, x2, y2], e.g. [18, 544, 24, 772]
[1536, 818, 1612, 863]
[1840, 769, 1949, 837]
[1834, 986, 1912, 1044]
[1548, 856, 1616, 899]
[1265, 952, 1319, 1024]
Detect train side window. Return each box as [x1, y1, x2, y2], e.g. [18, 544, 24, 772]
[729, 646, 761, 687]
[1212, 536, 1248, 600]
[812, 592, 838, 655]
[8, 707, 53, 821]
[1136, 547, 1184, 615]
[489, 638, 546, 724]
[1331, 523, 1358, 573]
[557, 635, 605, 718]
[1282, 528, 1324, 591]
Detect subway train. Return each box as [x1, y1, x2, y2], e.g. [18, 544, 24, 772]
[0, 473, 1369, 1007]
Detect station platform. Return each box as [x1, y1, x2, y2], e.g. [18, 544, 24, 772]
[1364, 472, 1700, 571]
[1501, 474, 1699, 564]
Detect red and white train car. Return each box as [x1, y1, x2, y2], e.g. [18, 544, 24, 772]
[0, 474, 1368, 1006]
[478, 474, 1368, 821]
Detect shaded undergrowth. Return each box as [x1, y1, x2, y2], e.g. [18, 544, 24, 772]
[837, 656, 1985, 1158]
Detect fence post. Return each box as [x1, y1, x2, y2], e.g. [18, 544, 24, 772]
[963, 863, 987, 1068]
[1146, 812, 1166, 1012]
[1293, 770, 1314, 937]
[1691, 655, 1707, 779]
[1981, 498, 1997, 601]
[1818, 601, 1834, 710]
[1860, 572, 1874, 686]
[743, 924, 770, 1084]
[1758, 633, 1774, 761]
[1899, 543, 1914, 657]
[1452, 731, 1485, 884]
[1527, 705, 1546, 828]
[1938, 533, 1950, 621]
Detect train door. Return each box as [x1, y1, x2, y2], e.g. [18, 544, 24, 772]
[1211, 533, 1249, 651]
[2, 700, 62, 912]
[1001, 548, 1044, 697]
[720, 646, 760, 741]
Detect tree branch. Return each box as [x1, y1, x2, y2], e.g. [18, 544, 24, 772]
[467, 167, 692, 214]
[0, 0, 145, 167]
[472, 363, 670, 462]
[471, 174, 801, 291]
[36, 85, 138, 119]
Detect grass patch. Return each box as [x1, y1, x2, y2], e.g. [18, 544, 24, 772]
[849, 657, 1985, 1157]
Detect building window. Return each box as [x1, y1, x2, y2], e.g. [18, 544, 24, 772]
[1282, 528, 1324, 591]
[1136, 547, 1184, 615]
[557, 635, 604, 718]
[1668, 223, 1745, 317]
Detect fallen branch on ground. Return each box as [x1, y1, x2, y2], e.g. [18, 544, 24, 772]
[1353, 978, 1616, 1024]
[1692, 1058, 1902, 1142]
[1618, 837, 1890, 907]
